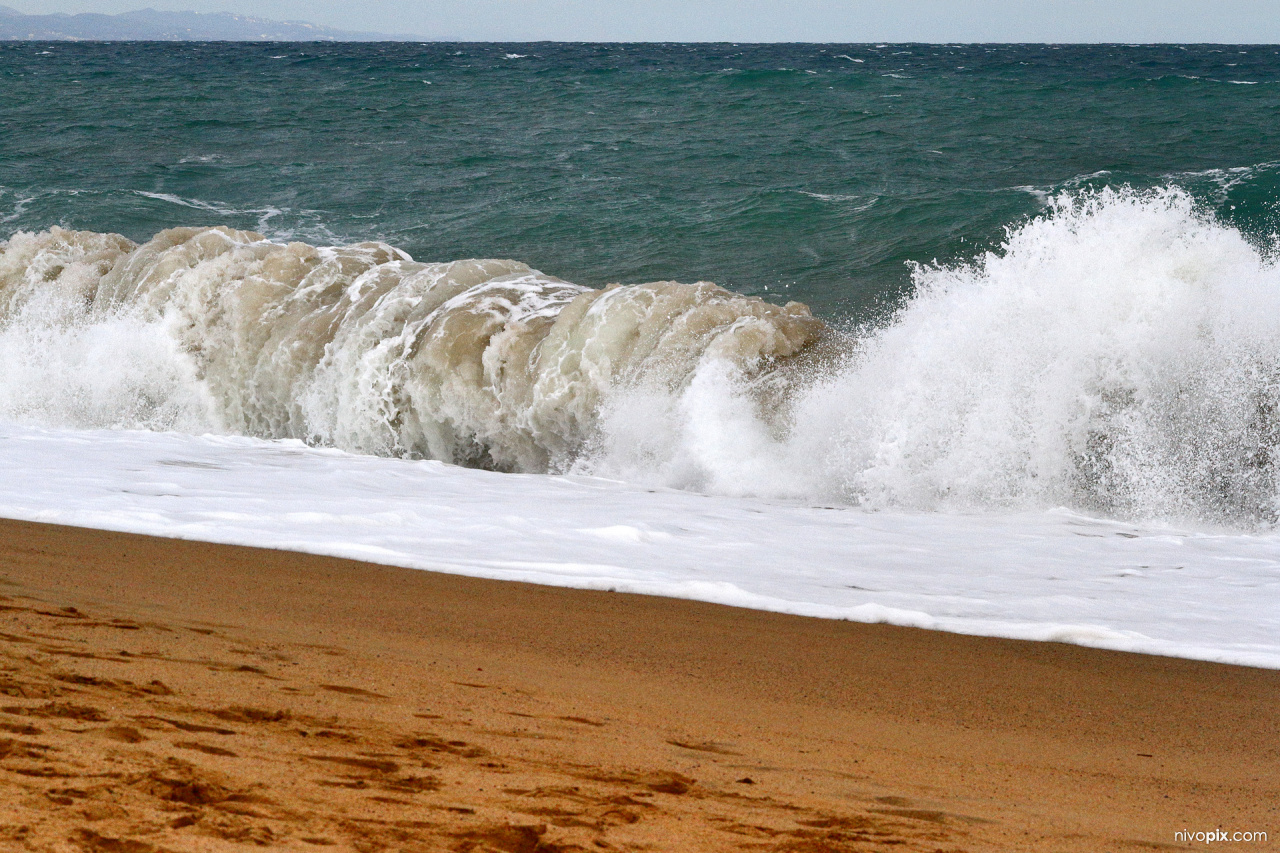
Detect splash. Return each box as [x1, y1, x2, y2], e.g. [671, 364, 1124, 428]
[587, 188, 1280, 524]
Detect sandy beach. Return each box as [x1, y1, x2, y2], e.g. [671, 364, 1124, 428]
[0, 516, 1276, 852]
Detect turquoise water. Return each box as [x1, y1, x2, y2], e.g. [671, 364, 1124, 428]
[3, 42, 1279, 319]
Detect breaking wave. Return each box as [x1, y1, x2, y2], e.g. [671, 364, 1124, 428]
[3, 186, 1280, 525]
[0, 224, 824, 472]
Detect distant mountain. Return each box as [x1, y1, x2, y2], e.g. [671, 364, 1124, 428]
[0, 5, 422, 41]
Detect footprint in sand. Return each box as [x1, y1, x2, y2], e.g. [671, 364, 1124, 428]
[99, 726, 146, 743]
[3, 702, 108, 722]
[174, 740, 238, 757]
[319, 684, 387, 698]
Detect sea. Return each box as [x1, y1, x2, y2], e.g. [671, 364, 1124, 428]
[2, 42, 1279, 666]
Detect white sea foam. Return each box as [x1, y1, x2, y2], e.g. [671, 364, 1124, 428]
[586, 188, 1280, 525]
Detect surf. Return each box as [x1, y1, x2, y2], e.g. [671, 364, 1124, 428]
[3, 186, 1279, 526]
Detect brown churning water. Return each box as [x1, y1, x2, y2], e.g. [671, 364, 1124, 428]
[0, 225, 826, 472]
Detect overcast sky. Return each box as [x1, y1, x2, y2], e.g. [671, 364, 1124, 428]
[9, 0, 1280, 42]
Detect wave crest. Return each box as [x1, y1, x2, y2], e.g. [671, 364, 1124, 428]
[0, 224, 824, 472]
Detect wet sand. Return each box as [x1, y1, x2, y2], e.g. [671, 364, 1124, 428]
[0, 517, 1276, 852]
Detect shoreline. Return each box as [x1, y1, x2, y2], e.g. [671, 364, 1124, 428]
[1, 517, 1277, 851]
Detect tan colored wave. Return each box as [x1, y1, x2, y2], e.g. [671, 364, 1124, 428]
[0, 226, 826, 471]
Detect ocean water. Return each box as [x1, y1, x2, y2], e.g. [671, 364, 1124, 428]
[2, 43, 1280, 664]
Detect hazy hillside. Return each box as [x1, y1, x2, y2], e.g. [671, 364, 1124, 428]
[0, 5, 417, 40]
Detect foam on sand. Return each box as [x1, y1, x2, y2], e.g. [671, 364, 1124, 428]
[1, 423, 1277, 668]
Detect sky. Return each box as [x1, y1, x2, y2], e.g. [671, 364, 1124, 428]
[7, 0, 1280, 43]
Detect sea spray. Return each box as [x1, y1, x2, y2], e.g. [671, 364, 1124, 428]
[832, 188, 1280, 522]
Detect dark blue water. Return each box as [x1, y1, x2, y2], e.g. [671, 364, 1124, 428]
[3, 42, 1279, 318]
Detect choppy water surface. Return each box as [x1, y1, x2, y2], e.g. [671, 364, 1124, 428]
[4, 42, 1279, 314]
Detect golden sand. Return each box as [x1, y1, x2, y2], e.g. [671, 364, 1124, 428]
[0, 518, 1276, 852]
